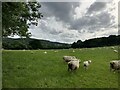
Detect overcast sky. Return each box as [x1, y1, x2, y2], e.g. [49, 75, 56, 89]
[29, 0, 118, 44]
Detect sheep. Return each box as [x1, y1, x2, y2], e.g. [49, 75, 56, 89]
[23, 49, 26, 51]
[44, 51, 47, 54]
[113, 50, 118, 53]
[68, 59, 80, 71]
[111, 47, 115, 49]
[110, 60, 120, 72]
[63, 56, 76, 62]
[72, 50, 75, 52]
[83, 60, 92, 70]
[54, 50, 58, 52]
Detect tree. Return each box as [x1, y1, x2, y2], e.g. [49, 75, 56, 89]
[2, 2, 43, 37]
[29, 39, 42, 49]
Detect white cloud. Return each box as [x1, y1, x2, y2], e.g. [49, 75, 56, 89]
[28, 0, 118, 44]
[74, 0, 96, 19]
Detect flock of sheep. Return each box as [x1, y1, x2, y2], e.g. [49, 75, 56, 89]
[63, 56, 92, 71]
[29, 46, 119, 72]
[63, 55, 120, 73]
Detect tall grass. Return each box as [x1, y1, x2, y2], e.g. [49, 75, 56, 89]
[2, 46, 118, 88]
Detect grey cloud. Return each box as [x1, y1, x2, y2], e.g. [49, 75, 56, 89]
[70, 11, 111, 31]
[87, 2, 107, 14]
[40, 2, 112, 32]
[30, 1, 117, 43]
[34, 20, 63, 35]
[40, 2, 80, 23]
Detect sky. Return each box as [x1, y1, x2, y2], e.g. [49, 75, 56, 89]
[28, 0, 118, 44]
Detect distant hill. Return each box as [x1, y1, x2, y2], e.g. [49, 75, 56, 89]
[2, 35, 120, 50]
[2, 38, 71, 50]
[71, 35, 120, 48]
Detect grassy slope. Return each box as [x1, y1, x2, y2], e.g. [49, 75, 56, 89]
[2, 46, 118, 88]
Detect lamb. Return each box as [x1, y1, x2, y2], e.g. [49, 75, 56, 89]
[110, 60, 120, 72]
[68, 59, 80, 71]
[83, 60, 92, 70]
[63, 56, 76, 62]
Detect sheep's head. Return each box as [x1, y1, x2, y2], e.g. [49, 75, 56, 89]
[110, 61, 117, 69]
[110, 61, 116, 65]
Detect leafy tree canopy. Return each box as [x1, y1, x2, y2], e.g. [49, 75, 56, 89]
[2, 2, 43, 37]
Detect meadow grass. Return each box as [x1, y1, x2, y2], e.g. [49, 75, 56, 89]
[2, 46, 119, 88]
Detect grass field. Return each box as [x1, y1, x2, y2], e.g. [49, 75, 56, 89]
[2, 46, 119, 88]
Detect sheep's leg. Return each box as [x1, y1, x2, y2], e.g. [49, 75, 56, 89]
[68, 67, 71, 71]
[84, 66, 87, 70]
[113, 69, 116, 73]
[68, 63, 72, 72]
[110, 65, 113, 72]
[110, 67, 112, 72]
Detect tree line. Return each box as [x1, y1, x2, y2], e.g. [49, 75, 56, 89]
[71, 35, 120, 48]
[2, 35, 120, 50]
[2, 38, 71, 50]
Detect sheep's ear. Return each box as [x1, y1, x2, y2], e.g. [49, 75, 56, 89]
[112, 62, 115, 64]
[110, 62, 113, 65]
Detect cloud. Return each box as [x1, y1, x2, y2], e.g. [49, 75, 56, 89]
[87, 2, 107, 14]
[70, 11, 112, 31]
[28, 1, 118, 43]
[40, 2, 80, 23]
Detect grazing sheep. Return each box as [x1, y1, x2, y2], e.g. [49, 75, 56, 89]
[44, 51, 47, 54]
[110, 60, 120, 72]
[54, 50, 58, 52]
[113, 50, 118, 53]
[23, 49, 26, 51]
[111, 47, 115, 49]
[63, 56, 76, 62]
[72, 50, 75, 52]
[83, 60, 92, 70]
[68, 59, 80, 71]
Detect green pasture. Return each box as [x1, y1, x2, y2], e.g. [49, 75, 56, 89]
[2, 46, 119, 88]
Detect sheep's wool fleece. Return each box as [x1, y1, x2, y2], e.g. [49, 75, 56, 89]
[63, 56, 76, 62]
[63, 56, 76, 59]
[114, 60, 120, 67]
[110, 60, 120, 69]
[68, 60, 79, 68]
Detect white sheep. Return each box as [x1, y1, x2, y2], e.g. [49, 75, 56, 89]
[54, 50, 58, 52]
[63, 56, 76, 62]
[110, 60, 120, 72]
[23, 49, 26, 51]
[83, 60, 92, 70]
[72, 50, 75, 52]
[113, 50, 118, 53]
[68, 59, 80, 71]
[44, 51, 47, 54]
[111, 47, 115, 49]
